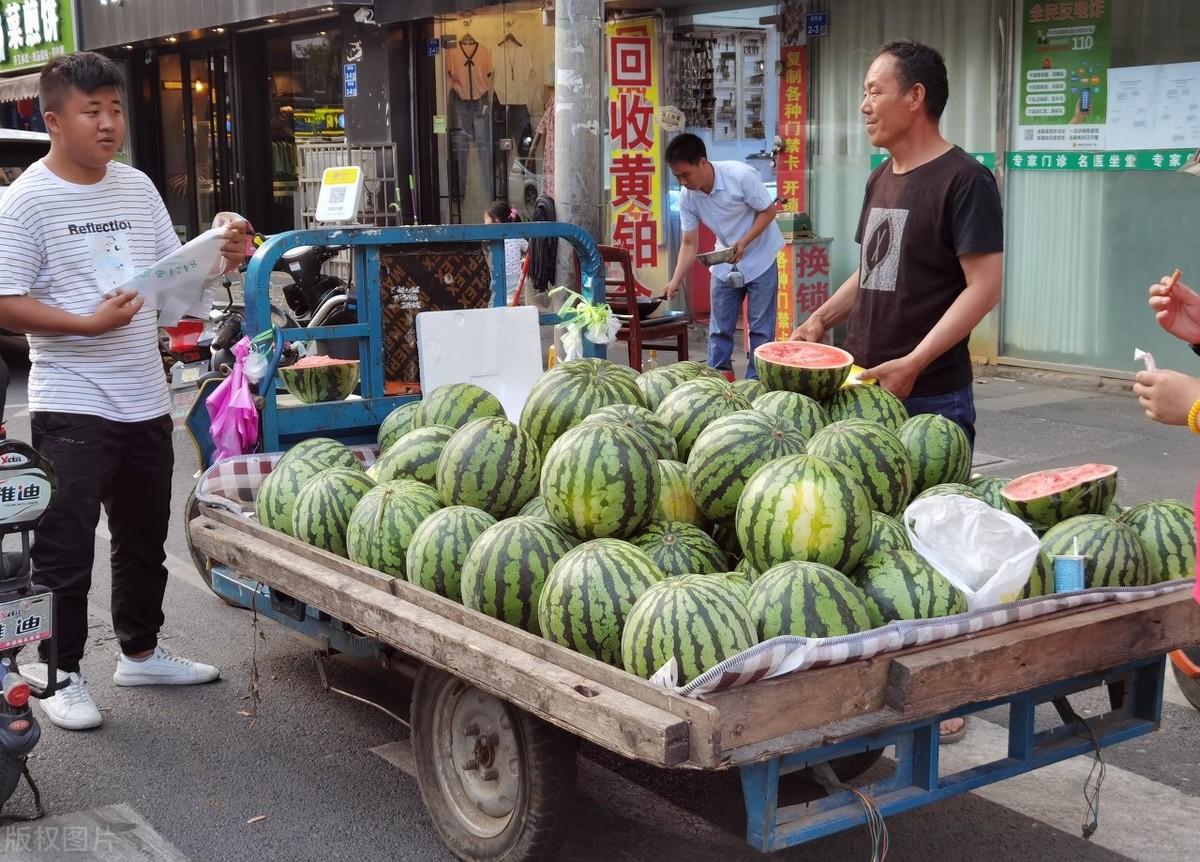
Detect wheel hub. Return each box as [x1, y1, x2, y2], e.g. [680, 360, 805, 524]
[433, 684, 521, 834]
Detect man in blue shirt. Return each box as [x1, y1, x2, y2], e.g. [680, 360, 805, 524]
[663, 133, 784, 379]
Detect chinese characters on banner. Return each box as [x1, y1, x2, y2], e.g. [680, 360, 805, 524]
[773, 44, 809, 339]
[0, 0, 73, 72]
[778, 239, 832, 340]
[607, 18, 662, 294]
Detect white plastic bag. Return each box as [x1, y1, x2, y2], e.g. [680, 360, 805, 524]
[904, 495, 1041, 610]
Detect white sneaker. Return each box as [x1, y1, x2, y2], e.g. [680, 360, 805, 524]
[112, 646, 220, 687]
[37, 672, 103, 731]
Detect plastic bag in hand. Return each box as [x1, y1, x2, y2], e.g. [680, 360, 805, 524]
[205, 337, 260, 462]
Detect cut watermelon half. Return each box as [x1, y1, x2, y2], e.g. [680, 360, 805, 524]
[753, 341, 854, 401]
[1000, 464, 1118, 529]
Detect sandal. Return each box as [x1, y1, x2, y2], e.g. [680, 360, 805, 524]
[939, 716, 969, 745]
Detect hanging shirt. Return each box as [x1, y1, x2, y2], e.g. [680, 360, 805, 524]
[493, 40, 539, 108]
[447, 41, 494, 101]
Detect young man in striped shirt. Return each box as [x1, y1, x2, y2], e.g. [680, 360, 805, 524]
[0, 52, 249, 730]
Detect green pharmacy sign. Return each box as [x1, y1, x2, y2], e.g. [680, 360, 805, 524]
[0, 1, 76, 75]
[1008, 149, 1195, 171]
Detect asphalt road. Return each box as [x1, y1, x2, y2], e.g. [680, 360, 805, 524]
[0, 347, 1196, 862]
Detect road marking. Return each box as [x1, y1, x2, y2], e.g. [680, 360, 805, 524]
[940, 716, 1198, 862]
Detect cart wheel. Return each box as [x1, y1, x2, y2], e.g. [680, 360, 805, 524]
[184, 490, 241, 608]
[411, 666, 577, 862]
[1171, 652, 1200, 712]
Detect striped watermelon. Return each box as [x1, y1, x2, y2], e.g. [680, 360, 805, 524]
[291, 467, 377, 557]
[865, 510, 912, 556]
[967, 475, 1011, 509]
[1038, 514, 1153, 588]
[913, 483, 981, 502]
[540, 422, 659, 540]
[652, 460, 711, 530]
[1001, 464, 1119, 529]
[377, 401, 420, 452]
[628, 520, 728, 576]
[518, 495, 552, 521]
[368, 424, 456, 485]
[751, 390, 829, 440]
[635, 362, 708, 412]
[707, 571, 753, 602]
[405, 505, 497, 602]
[734, 556, 760, 582]
[414, 382, 506, 429]
[746, 561, 872, 640]
[581, 403, 678, 462]
[896, 413, 972, 495]
[753, 341, 854, 401]
[520, 358, 644, 457]
[850, 550, 968, 627]
[655, 378, 753, 460]
[804, 419, 913, 516]
[278, 357, 359, 403]
[1020, 551, 1055, 599]
[712, 523, 744, 566]
[621, 574, 758, 685]
[686, 409, 808, 524]
[435, 417, 541, 519]
[346, 480, 442, 578]
[1118, 499, 1196, 582]
[256, 439, 364, 535]
[538, 538, 664, 665]
[460, 516, 577, 635]
[733, 378, 766, 402]
[735, 454, 873, 576]
[822, 385, 909, 432]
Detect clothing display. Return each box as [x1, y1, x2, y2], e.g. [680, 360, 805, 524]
[447, 38, 495, 203]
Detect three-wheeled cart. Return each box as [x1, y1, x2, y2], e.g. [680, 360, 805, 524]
[186, 225, 1200, 861]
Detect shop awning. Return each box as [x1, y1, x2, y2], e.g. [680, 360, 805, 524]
[0, 73, 40, 104]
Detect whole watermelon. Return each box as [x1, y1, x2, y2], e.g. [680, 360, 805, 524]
[849, 550, 968, 627]
[1038, 514, 1153, 588]
[518, 495, 552, 522]
[414, 382, 506, 430]
[621, 574, 758, 685]
[752, 390, 829, 440]
[291, 467, 377, 557]
[822, 385, 909, 433]
[635, 362, 707, 412]
[581, 403, 678, 462]
[255, 438, 363, 535]
[897, 413, 972, 495]
[346, 480, 442, 578]
[520, 358, 644, 457]
[652, 459, 711, 530]
[655, 378, 752, 460]
[732, 378, 766, 402]
[538, 538, 664, 666]
[865, 510, 913, 557]
[540, 422, 659, 540]
[405, 505, 497, 602]
[627, 520, 728, 577]
[376, 401, 420, 451]
[368, 424, 456, 485]
[967, 475, 1011, 510]
[686, 409, 808, 524]
[459, 516, 577, 635]
[735, 454, 873, 576]
[746, 561, 872, 640]
[436, 417, 541, 519]
[804, 419, 913, 516]
[1118, 499, 1196, 582]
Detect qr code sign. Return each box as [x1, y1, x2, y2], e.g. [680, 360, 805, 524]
[328, 186, 347, 205]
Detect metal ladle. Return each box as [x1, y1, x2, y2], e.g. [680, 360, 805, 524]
[726, 264, 745, 289]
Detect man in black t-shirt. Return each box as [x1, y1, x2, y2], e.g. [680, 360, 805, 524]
[790, 39, 1003, 448]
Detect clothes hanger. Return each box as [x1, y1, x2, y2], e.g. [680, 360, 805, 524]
[460, 18, 477, 46]
[499, 21, 522, 47]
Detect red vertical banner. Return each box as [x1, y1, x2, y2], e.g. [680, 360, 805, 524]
[776, 246, 795, 338]
[776, 45, 807, 213]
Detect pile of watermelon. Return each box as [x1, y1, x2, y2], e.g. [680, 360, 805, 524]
[251, 350, 1194, 687]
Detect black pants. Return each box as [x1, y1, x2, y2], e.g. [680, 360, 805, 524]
[31, 412, 174, 673]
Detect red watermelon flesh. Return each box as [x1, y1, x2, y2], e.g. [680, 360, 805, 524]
[753, 341, 854, 400]
[1000, 464, 1118, 528]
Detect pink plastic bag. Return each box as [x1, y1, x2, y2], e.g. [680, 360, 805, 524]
[205, 337, 260, 462]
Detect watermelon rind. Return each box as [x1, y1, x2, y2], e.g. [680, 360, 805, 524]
[521, 358, 644, 457]
[414, 382, 506, 430]
[405, 505, 497, 602]
[627, 520, 729, 577]
[751, 390, 829, 440]
[849, 550, 968, 627]
[746, 561, 872, 640]
[1000, 464, 1119, 529]
[822, 385, 909, 433]
[1118, 499, 1196, 582]
[436, 417, 542, 519]
[1037, 514, 1152, 589]
[753, 341, 854, 401]
[278, 358, 359, 403]
[804, 419, 913, 516]
[345, 479, 442, 578]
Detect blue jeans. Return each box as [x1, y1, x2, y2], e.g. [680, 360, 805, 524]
[707, 264, 778, 380]
[449, 92, 492, 201]
[903, 385, 977, 453]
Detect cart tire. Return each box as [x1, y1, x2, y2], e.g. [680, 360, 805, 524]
[411, 666, 577, 862]
[1171, 655, 1200, 713]
[184, 490, 241, 608]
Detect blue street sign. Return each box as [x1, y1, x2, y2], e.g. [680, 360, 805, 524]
[427, 38, 440, 57]
[344, 63, 357, 98]
[805, 13, 829, 38]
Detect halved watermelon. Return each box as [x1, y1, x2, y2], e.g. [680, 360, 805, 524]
[753, 341, 854, 401]
[278, 356, 360, 403]
[1000, 464, 1118, 529]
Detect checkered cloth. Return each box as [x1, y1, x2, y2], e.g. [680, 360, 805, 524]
[193, 451, 1193, 700]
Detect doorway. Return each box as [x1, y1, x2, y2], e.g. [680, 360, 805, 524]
[158, 49, 235, 240]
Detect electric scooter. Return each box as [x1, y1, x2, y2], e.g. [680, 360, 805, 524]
[0, 435, 59, 816]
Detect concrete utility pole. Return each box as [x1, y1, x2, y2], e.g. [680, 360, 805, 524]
[553, 0, 605, 251]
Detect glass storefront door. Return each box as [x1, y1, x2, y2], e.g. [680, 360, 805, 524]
[159, 50, 234, 240]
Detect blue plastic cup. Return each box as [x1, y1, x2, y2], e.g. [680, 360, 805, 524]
[1053, 555, 1086, 592]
